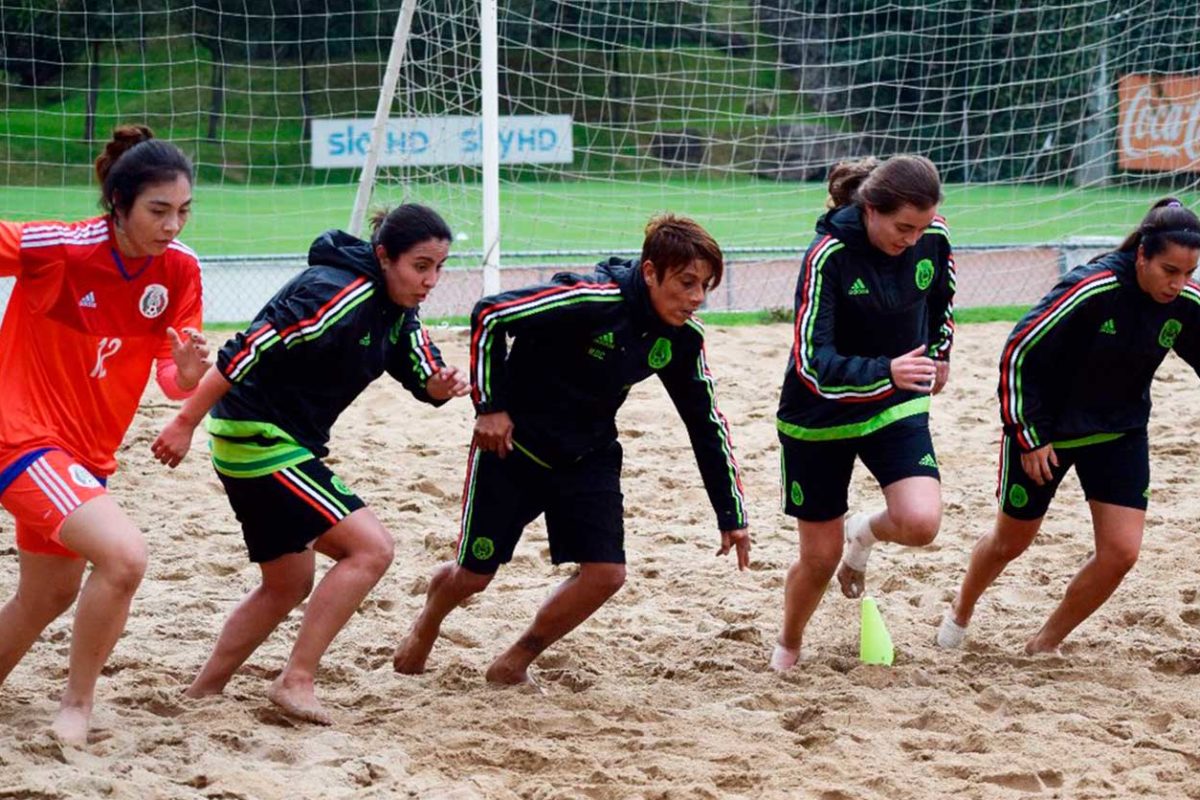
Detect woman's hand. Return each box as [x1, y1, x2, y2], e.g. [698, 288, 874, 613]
[1020, 444, 1058, 486]
[427, 365, 470, 401]
[473, 411, 514, 457]
[169, 326, 212, 390]
[890, 345, 936, 392]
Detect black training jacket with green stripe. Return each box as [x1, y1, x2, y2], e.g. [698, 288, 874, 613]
[998, 250, 1200, 453]
[777, 205, 955, 440]
[211, 229, 447, 457]
[469, 257, 747, 533]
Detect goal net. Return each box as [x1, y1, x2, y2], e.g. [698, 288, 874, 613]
[1, 1, 1197, 320]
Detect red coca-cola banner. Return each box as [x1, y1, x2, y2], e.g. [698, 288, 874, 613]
[1118, 74, 1200, 172]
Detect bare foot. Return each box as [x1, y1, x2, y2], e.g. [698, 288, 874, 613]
[768, 643, 801, 673]
[268, 676, 332, 725]
[392, 631, 436, 675]
[183, 680, 224, 699]
[836, 512, 875, 599]
[1023, 636, 1062, 656]
[394, 564, 458, 674]
[835, 562, 865, 599]
[485, 657, 542, 693]
[51, 704, 91, 747]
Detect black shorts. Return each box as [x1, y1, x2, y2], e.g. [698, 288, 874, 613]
[998, 430, 1150, 520]
[455, 440, 625, 574]
[216, 457, 366, 563]
[779, 415, 940, 522]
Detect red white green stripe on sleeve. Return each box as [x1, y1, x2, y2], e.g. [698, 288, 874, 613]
[793, 237, 892, 401]
[926, 218, 956, 359]
[998, 269, 1119, 450]
[470, 281, 622, 405]
[408, 326, 438, 381]
[222, 322, 282, 383]
[1182, 283, 1200, 308]
[224, 277, 374, 383]
[686, 317, 747, 527]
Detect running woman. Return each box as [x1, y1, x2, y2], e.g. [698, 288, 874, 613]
[151, 204, 469, 724]
[771, 155, 955, 671]
[938, 198, 1200, 654]
[0, 125, 207, 744]
[393, 213, 750, 687]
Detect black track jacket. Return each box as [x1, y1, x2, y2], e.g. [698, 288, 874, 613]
[468, 257, 747, 533]
[209, 230, 447, 474]
[999, 250, 1200, 452]
[777, 205, 955, 441]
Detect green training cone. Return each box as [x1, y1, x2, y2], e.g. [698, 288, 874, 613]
[859, 595, 894, 666]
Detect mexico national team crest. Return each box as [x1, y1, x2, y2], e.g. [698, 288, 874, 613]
[914, 258, 934, 291]
[68, 463, 102, 489]
[1159, 318, 1182, 348]
[648, 337, 673, 369]
[139, 283, 169, 319]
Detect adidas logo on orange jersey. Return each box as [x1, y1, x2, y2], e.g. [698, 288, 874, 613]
[78, 291, 97, 308]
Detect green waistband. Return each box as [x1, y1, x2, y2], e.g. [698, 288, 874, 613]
[777, 396, 931, 441]
[205, 417, 313, 478]
[1052, 432, 1125, 450]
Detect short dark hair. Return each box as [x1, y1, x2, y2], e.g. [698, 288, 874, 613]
[641, 213, 724, 289]
[369, 203, 453, 259]
[1117, 197, 1200, 259]
[95, 124, 193, 218]
[826, 155, 943, 214]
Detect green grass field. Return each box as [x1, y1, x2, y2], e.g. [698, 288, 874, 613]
[0, 179, 1167, 259]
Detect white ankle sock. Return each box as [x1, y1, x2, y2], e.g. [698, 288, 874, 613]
[936, 608, 968, 649]
[841, 512, 877, 572]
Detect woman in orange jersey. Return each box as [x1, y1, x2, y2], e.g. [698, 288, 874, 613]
[0, 125, 209, 745]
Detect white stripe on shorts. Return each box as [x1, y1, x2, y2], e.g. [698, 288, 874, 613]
[27, 458, 81, 516]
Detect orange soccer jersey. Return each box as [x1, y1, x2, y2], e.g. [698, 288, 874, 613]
[0, 216, 203, 477]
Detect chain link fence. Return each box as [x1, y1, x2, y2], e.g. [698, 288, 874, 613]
[0, 241, 1116, 325]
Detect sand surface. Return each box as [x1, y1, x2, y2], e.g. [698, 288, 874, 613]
[3, 320, 1200, 799]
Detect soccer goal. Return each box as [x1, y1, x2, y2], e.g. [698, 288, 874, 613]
[2, 2, 1196, 321]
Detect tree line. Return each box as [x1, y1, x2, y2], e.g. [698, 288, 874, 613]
[4, 1, 1199, 182]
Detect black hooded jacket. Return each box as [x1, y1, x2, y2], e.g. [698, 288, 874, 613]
[469, 257, 747, 533]
[209, 229, 446, 466]
[777, 205, 955, 440]
[999, 250, 1200, 451]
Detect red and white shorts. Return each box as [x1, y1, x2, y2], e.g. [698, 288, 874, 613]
[0, 448, 108, 558]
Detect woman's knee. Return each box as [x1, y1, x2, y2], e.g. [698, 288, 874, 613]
[262, 572, 315, 610]
[581, 563, 626, 596]
[1098, 541, 1140, 575]
[19, 580, 81, 620]
[891, 507, 942, 546]
[798, 546, 840, 578]
[450, 564, 494, 595]
[97, 546, 148, 596]
[798, 524, 843, 575]
[357, 529, 395, 578]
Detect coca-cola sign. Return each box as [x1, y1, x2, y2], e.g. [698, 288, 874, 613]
[1118, 74, 1200, 172]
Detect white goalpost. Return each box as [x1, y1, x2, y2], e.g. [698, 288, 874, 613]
[349, 0, 501, 297]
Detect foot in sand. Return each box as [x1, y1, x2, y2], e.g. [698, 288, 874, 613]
[392, 631, 436, 675]
[936, 607, 968, 649]
[268, 675, 332, 725]
[51, 703, 91, 747]
[836, 512, 876, 599]
[1023, 635, 1062, 656]
[485, 657, 542, 693]
[768, 643, 802, 673]
[183, 679, 225, 699]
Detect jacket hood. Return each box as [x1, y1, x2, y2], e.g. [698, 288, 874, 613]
[594, 256, 668, 331]
[307, 229, 383, 282]
[815, 205, 872, 251]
